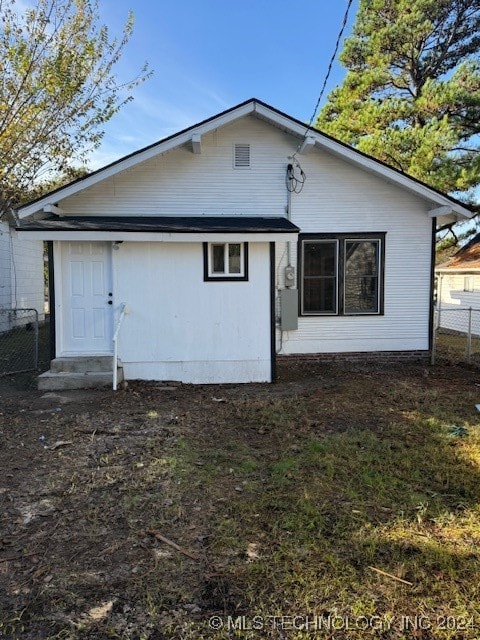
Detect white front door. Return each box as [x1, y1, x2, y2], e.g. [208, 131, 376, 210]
[61, 242, 113, 354]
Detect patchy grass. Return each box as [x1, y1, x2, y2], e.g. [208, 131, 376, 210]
[0, 361, 480, 638]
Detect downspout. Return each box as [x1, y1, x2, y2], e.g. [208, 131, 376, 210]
[429, 217, 436, 360]
[47, 241, 56, 361]
[277, 165, 294, 355]
[276, 161, 295, 355]
[286, 182, 292, 267]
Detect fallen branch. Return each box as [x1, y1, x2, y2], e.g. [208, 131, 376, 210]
[46, 440, 73, 451]
[368, 566, 413, 586]
[147, 529, 200, 561]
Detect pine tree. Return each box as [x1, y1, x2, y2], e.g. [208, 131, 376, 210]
[317, 0, 480, 203]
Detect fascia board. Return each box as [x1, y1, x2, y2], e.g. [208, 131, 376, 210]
[16, 230, 298, 243]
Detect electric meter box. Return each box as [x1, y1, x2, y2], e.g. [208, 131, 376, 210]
[284, 265, 295, 287]
[280, 289, 298, 331]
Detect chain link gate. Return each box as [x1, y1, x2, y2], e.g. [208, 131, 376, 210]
[432, 307, 480, 366]
[0, 308, 40, 375]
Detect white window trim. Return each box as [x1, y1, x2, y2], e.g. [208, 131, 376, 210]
[205, 242, 248, 280]
[301, 239, 339, 316]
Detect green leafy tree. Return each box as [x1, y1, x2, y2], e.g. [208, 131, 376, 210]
[317, 0, 480, 205]
[0, 0, 150, 217]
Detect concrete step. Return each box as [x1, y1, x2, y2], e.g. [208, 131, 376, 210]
[51, 356, 114, 373]
[38, 368, 124, 391]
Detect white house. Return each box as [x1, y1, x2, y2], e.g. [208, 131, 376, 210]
[15, 99, 473, 389]
[0, 218, 45, 328]
[436, 233, 480, 336]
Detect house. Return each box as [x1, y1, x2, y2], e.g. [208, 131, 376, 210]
[436, 233, 480, 336]
[0, 216, 45, 331]
[15, 99, 473, 389]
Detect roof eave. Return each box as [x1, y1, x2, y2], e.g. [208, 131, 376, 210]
[16, 98, 475, 220]
[16, 230, 298, 243]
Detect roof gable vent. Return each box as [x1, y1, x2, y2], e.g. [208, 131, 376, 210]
[234, 143, 250, 168]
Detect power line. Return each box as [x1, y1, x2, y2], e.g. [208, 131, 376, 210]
[295, 0, 355, 153]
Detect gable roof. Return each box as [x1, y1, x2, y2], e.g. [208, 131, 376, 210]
[17, 98, 474, 221]
[437, 233, 480, 271]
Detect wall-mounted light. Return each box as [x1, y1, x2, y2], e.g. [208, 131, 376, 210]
[112, 241, 123, 251]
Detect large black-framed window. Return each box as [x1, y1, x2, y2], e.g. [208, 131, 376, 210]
[299, 233, 385, 316]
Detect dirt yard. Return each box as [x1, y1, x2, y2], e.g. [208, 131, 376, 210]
[0, 360, 479, 639]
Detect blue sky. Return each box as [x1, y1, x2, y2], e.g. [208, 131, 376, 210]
[91, 0, 359, 168]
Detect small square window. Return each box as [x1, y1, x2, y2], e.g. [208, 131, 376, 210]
[204, 242, 248, 281]
[464, 276, 474, 292]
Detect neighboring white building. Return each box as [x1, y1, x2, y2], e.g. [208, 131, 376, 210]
[16, 99, 473, 388]
[436, 233, 480, 336]
[0, 219, 45, 324]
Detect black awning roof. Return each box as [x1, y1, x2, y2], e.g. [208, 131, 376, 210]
[17, 215, 299, 234]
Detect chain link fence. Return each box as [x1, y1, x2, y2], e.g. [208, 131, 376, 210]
[0, 308, 42, 375]
[432, 307, 480, 365]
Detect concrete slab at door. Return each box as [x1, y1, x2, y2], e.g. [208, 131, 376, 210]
[61, 242, 113, 354]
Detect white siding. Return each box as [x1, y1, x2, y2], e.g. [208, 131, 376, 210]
[54, 114, 434, 358]
[113, 241, 271, 383]
[60, 116, 291, 217]
[0, 221, 44, 317]
[277, 151, 433, 354]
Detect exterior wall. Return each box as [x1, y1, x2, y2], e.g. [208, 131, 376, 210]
[55, 114, 434, 360]
[0, 221, 44, 317]
[437, 272, 480, 335]
[113, 241, 272, 383]
[276, 151, 433, 354]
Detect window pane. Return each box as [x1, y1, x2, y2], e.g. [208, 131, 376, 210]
[345, 241, 379, 312]
[303, 241, 337, 313]
[212, 244, 225, 273]
[304, 278, 336, 313]
[304, 242, 336, 276]
[228, 243, 241, 274]
[345, 241, 378, 276]
[344, 277, 378, 312]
